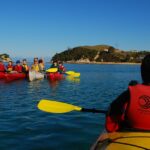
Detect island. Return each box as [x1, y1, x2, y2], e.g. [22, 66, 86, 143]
[52, 45, 150, 64]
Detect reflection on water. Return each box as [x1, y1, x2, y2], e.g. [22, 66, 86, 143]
[27, 79, 45, 95]
[48, 80, 60, 89]
[66, 76, 80, 83]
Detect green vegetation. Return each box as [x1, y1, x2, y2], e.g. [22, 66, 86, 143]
[52, 45, 150, 63]
[52, 47, 98, 61]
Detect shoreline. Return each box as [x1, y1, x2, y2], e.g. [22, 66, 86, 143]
[64, 61, 141, 65]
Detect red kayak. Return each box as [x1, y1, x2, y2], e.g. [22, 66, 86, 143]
[47, 72, 63, 80]
[0, 72, 6, 79]
[5, 73, 26, 82]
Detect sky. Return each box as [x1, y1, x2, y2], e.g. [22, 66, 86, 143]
[0, 0, 150, 59]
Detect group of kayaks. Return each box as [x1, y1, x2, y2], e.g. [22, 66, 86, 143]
[0, 71, 40, 82]
[0, 69, 80, 82]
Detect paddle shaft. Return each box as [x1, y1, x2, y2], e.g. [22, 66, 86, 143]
[81, 108, 107, 114]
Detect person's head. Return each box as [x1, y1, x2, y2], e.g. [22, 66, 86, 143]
[59, 61, 63, 66]
[53, 61, 58, 66]
[34, 57, 38, 64]
[22, 59, 27, 65]
[141, 54, 150, 84]
[16, 60, 21, 65]
[38, 59, 43, 64]
[8, 61, 13, 65]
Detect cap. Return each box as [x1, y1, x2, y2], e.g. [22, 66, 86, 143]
[16, 60, 21, 64]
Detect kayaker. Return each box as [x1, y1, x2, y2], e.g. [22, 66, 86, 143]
[6, 61, 14, 72]
[31, 57, 40, 72]
[58, 61, 66, 74]
[38, 59, 45, 72]
[13, 60, 23, 73]
[22, 59, 29, 73]
[0, 60, 6, 72]
[50, 60, 58, 69]
[106, 54, 150, 132]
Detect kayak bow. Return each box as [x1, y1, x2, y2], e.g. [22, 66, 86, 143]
[91, 131, 150, 150]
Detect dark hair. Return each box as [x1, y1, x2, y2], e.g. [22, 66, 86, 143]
[129, 80, 138, 86]
[141, 54, 150, 83]
[38, 59, 43, 63]
[23, 59, 27, 61]
[59, 61, 63, 64]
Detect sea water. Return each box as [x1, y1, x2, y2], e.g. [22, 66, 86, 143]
[0, 64, 141, 150]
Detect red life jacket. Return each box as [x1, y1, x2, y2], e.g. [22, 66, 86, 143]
[7, 64, 13, 70]
[14, 65, 22, 73]
[126, 84, 150, 130]
[0, 64, 5, 72]
[59, 65, 66, 72]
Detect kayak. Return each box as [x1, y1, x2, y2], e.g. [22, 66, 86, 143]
[91, 131, 150, 150]
[47, 72, 63, 80]
[65, 71, 75, 75]
[29, 70, 44, 81]
[70, 72, 80, 78]
[0, 72, 6, 79]
[5, 73, 26, 82]
[66, 76, 80, 83]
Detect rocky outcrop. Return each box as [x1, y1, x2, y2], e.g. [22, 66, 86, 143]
[0, 54, 12, 62]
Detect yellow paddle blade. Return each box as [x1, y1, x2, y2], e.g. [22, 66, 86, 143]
[37, 100, 82, 113]
[46, 68, 58, 73]
[70, 72, 80, 78]
[65, 71, 75, 75]
[66, 76, 80, 83]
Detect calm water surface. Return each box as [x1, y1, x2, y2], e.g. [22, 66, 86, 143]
[0, 64, 141, 150]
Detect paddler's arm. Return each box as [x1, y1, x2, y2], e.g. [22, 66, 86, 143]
[105, 90, 130, 132]
[109, 90, 130, 117]
[108, 80, 138, 119]
[106, 80, 138, 132]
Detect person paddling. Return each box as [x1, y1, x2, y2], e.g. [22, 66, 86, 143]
[31, 57, 40, 72]
[13, 60, 23, 73]
[58, 61, 66, 74]
[38, 59, 45, 72]
[22, 59, 29, 74]
[50, 60, 58, 69]
[106, 54, 150, 132]
[6, 61, 13, 72]
[0, 60, 6, 72]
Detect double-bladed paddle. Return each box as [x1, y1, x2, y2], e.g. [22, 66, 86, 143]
[46, 69, 80, 77]
[37, 100, 107, 114]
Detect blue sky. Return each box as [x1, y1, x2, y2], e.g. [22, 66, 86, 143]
[0, 0, 150, 58]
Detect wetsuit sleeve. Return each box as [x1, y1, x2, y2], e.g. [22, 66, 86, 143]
[105, 90, 130, 132]
[109, 89, 130, 117]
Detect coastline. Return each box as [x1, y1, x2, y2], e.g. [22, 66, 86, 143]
[64, 61, 141, 65]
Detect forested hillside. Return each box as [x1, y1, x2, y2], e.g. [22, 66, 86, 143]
[52, 45, 150, 63]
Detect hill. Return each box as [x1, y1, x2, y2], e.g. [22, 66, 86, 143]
[52, 45, 150, 63]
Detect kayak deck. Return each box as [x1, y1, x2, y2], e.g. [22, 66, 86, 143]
[0, 72, 6, 79]
[46, 72, 63, 80]
[5, 73, 26, 82]
[92, 131, 150, 150]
